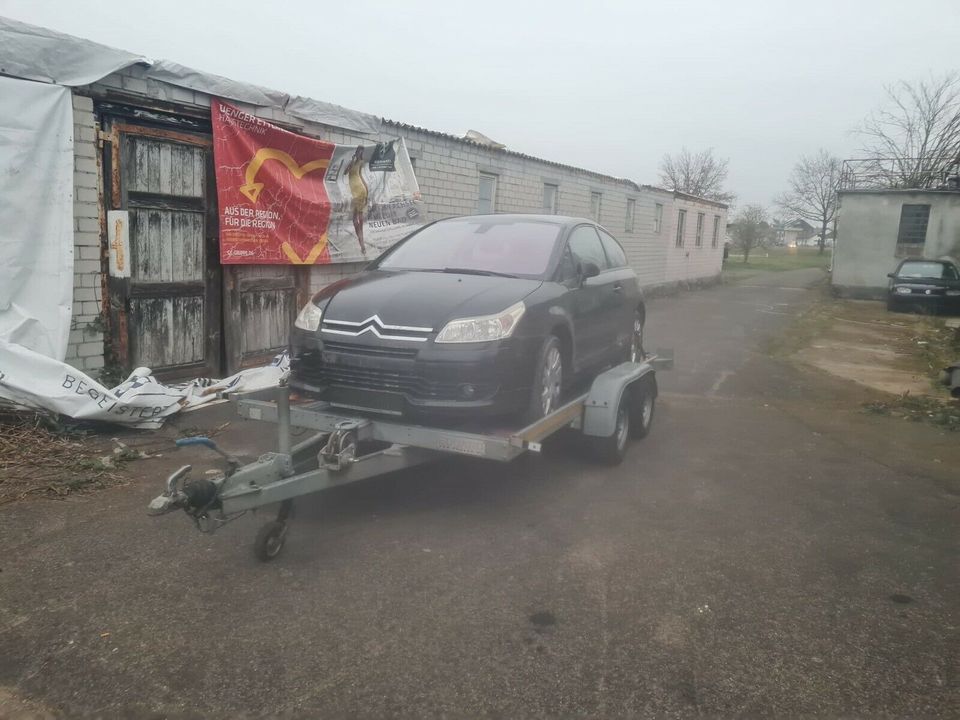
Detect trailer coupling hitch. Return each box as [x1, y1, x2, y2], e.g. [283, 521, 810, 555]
[146, 437, 242, 533]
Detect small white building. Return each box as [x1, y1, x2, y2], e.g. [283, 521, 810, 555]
[832, 189, 960, 297]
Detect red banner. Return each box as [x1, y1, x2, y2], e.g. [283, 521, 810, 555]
[211, 100, 424, 265]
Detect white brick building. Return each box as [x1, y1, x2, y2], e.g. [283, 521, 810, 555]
[5, 22, 727, 381]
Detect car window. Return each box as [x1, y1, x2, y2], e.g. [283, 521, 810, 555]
[568, 225, 608, 270]
[597, 228, 628, 268]
[557, 243, 578, 282]
[897, 261, 956, 280]
[377, 218, 562, 278]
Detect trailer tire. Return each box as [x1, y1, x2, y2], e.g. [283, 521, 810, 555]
[629, 386, 655, 439]
[254, 520, 287, 562]
[589, 396, 631, 466]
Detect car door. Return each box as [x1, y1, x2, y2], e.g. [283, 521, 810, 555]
[565, 224, 612, 370]
[597, 226, 639, 362]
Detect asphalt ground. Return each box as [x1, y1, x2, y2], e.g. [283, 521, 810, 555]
[1, 267, 958, 718]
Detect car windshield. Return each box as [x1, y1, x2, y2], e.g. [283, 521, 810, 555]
[376, 219, 562, 278]
[897, 262, 958, 280]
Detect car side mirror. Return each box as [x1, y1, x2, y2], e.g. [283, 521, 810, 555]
[887, 272, 895, 278]
[579, 261, 600, 283]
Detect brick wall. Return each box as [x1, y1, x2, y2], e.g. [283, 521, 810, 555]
[63, 94, 105, 375]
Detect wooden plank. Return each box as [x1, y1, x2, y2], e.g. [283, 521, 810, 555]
[129, 295, 204, 368]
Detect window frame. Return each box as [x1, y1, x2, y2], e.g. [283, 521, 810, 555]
[712, 215, 720, 248]
[654, 203, 663, 234]
[675, 209, 687, 248]
[695, 212, 705, 248]
[590, 191, 603, 222]
[477, 172, 498, 214]
[895, 203, 930, 256]
[543, 183, 559, 214]
[625, 197, 636, 233]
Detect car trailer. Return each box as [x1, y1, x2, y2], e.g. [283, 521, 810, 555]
[148, 354, 671, 561]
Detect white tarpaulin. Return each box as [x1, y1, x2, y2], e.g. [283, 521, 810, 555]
[0, 75, 74, 360]
[0, 341, 289, 429]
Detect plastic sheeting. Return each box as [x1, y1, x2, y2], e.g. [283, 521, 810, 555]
[0, 16, 148, 86]
[144, 60, 290, 109]
[0, 76, 74, 360]
[0, 341, 289, 429]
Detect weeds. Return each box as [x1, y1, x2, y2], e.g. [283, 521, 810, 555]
[863, 393, 960, 431]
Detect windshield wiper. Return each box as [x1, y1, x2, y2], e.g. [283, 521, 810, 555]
[438, 267, 517, 278]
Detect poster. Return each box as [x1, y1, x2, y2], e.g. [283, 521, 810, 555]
[211, 100, 424, 265]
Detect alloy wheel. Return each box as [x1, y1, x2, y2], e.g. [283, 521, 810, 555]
[630, 314, 645, 363]
[540, 345, 563, 415]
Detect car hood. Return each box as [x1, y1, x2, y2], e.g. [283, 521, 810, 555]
[320, 270, 543, 331]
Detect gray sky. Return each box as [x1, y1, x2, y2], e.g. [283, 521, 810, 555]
[2, 0, 958, 207]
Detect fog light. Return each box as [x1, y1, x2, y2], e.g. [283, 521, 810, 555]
[460, 384, 476, 399]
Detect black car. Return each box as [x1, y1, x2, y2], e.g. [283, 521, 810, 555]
[886, 258, 960, 314]
[290, 214, 644, 423]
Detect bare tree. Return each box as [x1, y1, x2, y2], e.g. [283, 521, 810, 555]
[658, 148, 736, 204]
[730, 204, 768, 263]
[857, 73, 960, 188]
[776, 150, 841, 255]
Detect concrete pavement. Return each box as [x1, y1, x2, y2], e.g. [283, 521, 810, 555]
[1, 267, 958, 718]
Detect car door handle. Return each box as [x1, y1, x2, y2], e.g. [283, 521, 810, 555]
[612, 283, 623, 293]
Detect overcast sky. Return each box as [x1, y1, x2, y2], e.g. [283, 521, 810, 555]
[2, 0, 958, 208]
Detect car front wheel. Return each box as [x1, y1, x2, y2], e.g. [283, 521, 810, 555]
[630, 308, 646, 363]
[522, 335, 563, 425]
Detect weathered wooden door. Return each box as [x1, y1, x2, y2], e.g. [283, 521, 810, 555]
[223, 266, 303, 373]
[105, 120, 222, 379]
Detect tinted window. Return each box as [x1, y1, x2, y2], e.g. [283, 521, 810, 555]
[598, 228, 627, 268]
[377, 219, 561, 278]
[568, 225, 607, 270]
[557, 243, 578, 281]
[897, 261, 958, 280]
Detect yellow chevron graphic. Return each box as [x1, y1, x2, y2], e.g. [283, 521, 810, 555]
[281, 234, 329, 265]
[239, 148, 331, 203]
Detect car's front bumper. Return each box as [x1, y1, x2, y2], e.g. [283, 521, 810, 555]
[289, 328, 541, 419]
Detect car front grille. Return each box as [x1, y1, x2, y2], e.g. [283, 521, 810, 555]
[292, 348, 488, 401]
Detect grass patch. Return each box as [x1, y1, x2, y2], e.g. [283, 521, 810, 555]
[724, 247, 832, 276]
[863, 394, 960, 431]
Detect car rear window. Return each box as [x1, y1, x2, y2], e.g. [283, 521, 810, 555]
[897, 262, 958, 280]
[377, 219, 562, 277]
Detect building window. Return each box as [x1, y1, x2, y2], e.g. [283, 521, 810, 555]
[590, 192, 602, 222]
[625, 198, 636, 233]
[675, 209, 686, 247]
[543, 183, 559, 214]
[896, 204, 930, 255]
[712, 215, 720, 248]
[654, 203, 663, 234]
[695, 212, 705, 247]
[478, 172, 498, 214]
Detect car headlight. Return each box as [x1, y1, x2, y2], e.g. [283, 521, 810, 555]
[294, 302, 323, 331]
[435, 302, 525, 343]
[895, 287, 912, 295]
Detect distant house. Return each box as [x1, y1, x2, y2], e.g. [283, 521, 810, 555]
[774, 219, 816, 247]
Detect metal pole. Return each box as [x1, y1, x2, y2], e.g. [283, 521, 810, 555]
[277, 381, 291, 457]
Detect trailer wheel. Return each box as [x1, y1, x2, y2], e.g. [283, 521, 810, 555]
[630, 386, 655, 439]
[254, 520, 287, 562]
[589, 397, 631, 466]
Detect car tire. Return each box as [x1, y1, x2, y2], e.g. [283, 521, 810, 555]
[886, 297, 900, 313]
[521, 335, 564, 425]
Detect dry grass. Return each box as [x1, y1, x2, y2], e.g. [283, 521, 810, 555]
[0, 412, 131, 505]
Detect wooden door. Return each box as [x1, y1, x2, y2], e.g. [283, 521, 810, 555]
[105, 121, 222, 379]
[223, 265, 303, 373]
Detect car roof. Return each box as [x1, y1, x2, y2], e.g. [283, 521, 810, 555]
[436, 213, 593, 228]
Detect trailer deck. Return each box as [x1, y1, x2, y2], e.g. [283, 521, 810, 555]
[148, 354, 671, 560]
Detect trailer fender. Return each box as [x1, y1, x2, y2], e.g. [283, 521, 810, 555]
[582, 362, 657, 438]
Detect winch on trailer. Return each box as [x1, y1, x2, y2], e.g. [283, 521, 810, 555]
[148, 354, 671, 561]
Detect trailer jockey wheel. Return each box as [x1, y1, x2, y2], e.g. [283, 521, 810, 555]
[253, 499, 293, 562]
[254, 520, 287, 561]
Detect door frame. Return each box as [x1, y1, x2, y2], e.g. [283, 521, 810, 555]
[102, 114, 223, 380]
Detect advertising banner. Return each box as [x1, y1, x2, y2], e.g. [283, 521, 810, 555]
[212, 100, 424, 265]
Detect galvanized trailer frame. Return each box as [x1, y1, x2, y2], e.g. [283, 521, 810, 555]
[148, 355, 671, 560]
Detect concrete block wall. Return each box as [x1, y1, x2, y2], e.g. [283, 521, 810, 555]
[63, 94, 105, 375]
